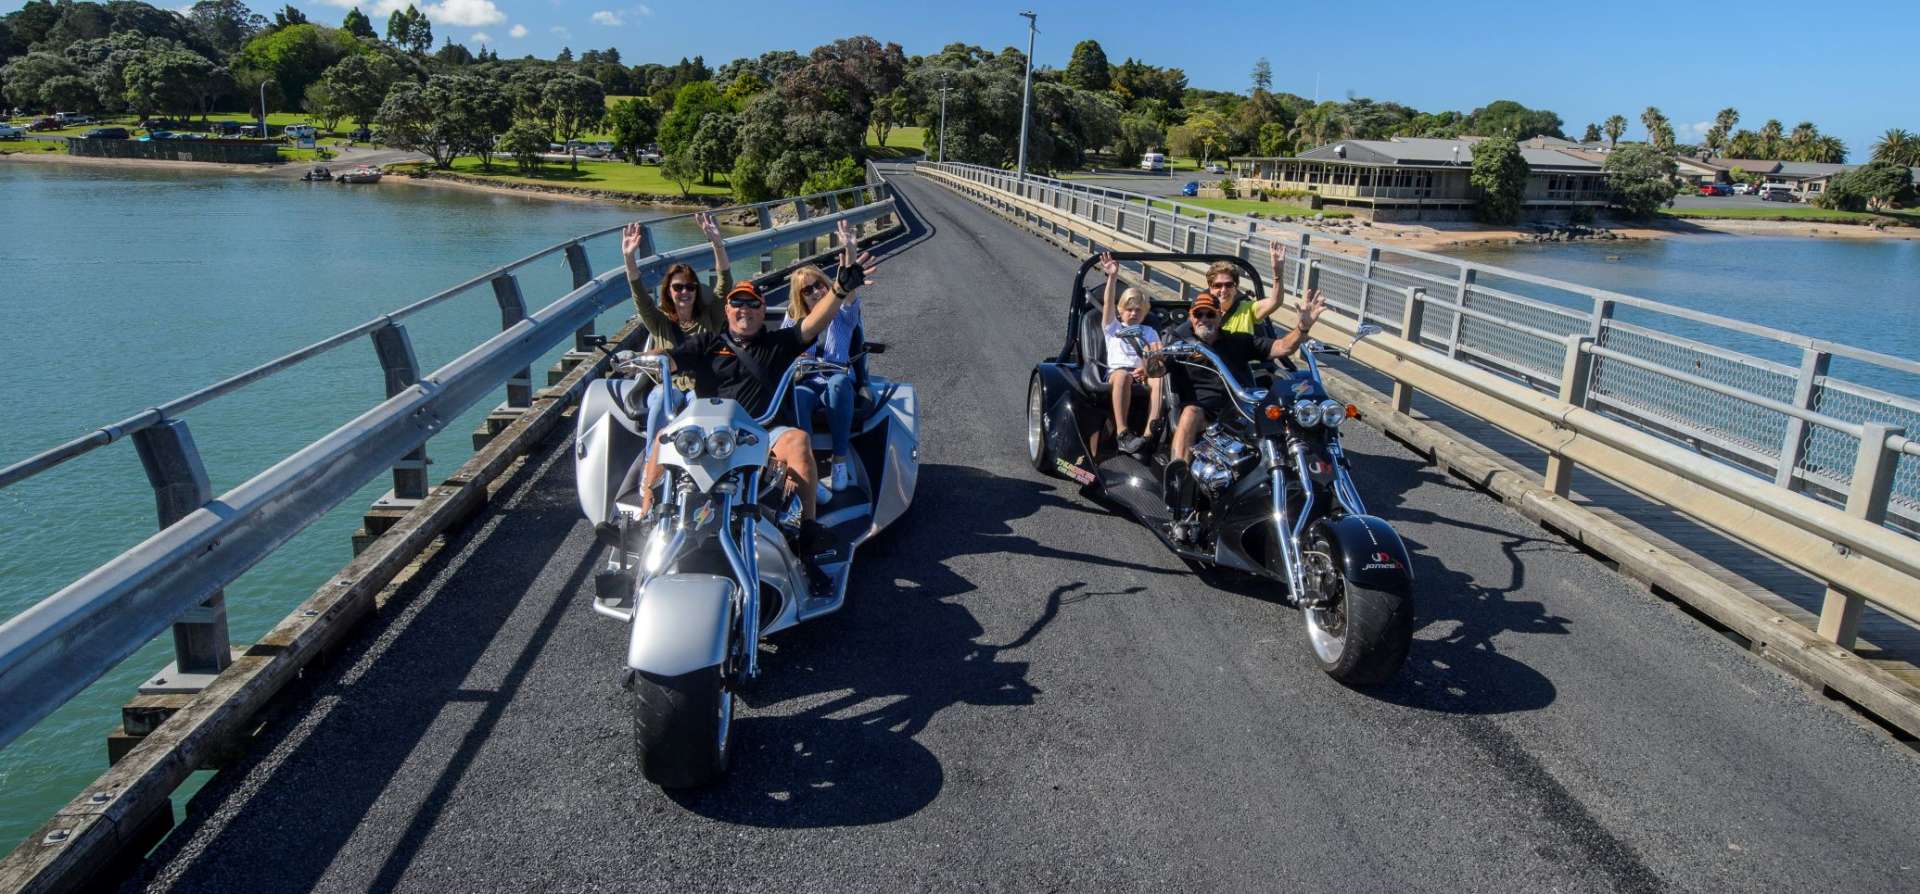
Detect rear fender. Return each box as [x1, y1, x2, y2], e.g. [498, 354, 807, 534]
[1312, 514, 1415, 594]
[1035, 363, 1097, 478]
[627, 573, 735, 677]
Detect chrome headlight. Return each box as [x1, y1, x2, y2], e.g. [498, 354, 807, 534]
[670, 426, 706, 459]
[705, 428, 737, 460]
[1292, 399, 1323, 428]
[1319, 399, 1345, 429]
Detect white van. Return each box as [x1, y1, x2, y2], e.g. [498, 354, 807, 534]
[284, 123, 317, 139]
[1140, 152, 1167, 172]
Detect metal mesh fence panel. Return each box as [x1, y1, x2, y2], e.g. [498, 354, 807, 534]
[1808, 380, 1920, 525]
[1458, 286, 1586, 379]
[1592, 322, 1797, 462]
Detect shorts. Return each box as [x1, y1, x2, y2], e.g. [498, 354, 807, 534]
[1183, 392, 1230, 423]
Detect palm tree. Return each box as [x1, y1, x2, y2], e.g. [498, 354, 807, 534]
[1640, 106, 1666, 143]
[1872, 128, 1918, 166]
[1787, 121, 1817, 159]
[1760, 119, 1783, 158]
[1603, 114, 1627, 149]
[1727, 129, 1762, 158]
[1289, 104, 1347, 150]
[1714, 107, 1740, 134]
[1812, 135, 1847, 164]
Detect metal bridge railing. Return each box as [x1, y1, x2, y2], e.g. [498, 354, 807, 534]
[919, 162, 1920, 538]
[0, 182, 898, 753]
[919, 160, 1920, 654]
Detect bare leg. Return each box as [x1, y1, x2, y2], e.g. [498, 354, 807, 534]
[771, 429, 817, 521]
[1172, 405, 1207, 462]
[1109, 370, 1134, 434]
[636, 446, 664, 514]
[1144, 372, 1164, 432]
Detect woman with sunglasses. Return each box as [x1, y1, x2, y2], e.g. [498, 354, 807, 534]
[1211, 240, 1292, 335]
[620, 211, 734, 443]
[780, 262, 865, 491]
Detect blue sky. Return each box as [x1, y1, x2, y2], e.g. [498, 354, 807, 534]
[11, 0, 1912, 157]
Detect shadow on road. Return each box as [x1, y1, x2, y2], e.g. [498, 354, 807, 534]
[668, 463, 1159, 827]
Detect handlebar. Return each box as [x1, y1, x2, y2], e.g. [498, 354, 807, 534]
[1147, 340, 1269, 407]
[752, 356, 851, 427]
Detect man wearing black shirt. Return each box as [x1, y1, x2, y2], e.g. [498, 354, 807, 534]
[638, 221, 877, 543]
[1161, 286, 1327, 463]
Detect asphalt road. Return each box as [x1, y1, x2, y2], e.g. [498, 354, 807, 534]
[126, 168, 1920, 893]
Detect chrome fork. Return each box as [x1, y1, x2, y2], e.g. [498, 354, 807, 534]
[1263, 440, 1308, 606]
[714, 489, 762, 681]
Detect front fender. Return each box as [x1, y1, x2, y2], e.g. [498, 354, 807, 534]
[1313, 514, 1415, 594]
[627, 573, 735, 677]
[1034, 362, 1094, 472]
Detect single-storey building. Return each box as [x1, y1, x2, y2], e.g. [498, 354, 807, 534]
[1697, 158, 1857, 200]
[1230, 136, 1609, 221]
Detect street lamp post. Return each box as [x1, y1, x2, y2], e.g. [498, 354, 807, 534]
[1016, 10, 1037, 178]
[937, 75, 951, 163]
[257, 79, 270, 139]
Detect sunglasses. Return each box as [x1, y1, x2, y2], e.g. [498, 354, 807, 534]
[802, 282, 828, 297]
[1208, 281, 1237, 291]
[669, 282, 699, 294]
[728, 297, 764, 309]
[1191, 309, 1221, 320]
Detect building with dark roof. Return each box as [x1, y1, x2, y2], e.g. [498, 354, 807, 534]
[1230, 136, 1608, 221]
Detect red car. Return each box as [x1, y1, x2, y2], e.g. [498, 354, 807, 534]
[27, 117, 63, 131]
[1698, 183, 1731, 196]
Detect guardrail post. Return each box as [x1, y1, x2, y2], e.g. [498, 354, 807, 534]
[1775, 348, 1832, 490]
[1448, 267, 1476, 357]
[491, 273, 532, 409]
[1544, 335, 1597, 496]
[1391, 288, 1427, 414]
[756, 205, 776, 274]
[1586, 295, 1615, 340]
[1816, 422, 1903, 648]
[1358, 248, 1380, 323]
[370, 322, 429, 501]
[131, 420, 232, 686]
[793, 199, 816, 257]
[564, 241, 595, 351]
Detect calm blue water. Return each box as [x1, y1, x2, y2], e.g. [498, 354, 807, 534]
[0, 163, 734, 847]
[1446, 236, 1920, 395]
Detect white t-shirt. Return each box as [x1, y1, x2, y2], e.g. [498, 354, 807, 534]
[1104, 321, 1160, 372]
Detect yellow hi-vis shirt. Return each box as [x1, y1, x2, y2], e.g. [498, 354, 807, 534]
[1222, 299, 1259, 334]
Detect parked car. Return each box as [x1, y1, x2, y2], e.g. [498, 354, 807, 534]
[142, 130, 176, 141]
[238, 124, 264, 137]
[0, 124, 24, 140]
[28, 117, 63, 131]
[55, 112, 93, 125]
[636, 150, 662, 164]
[210, 121, 243, 136]
[348, 127, 372, 141]
[1140, 151, 1168, 172]
[82, 127, 130, 139]
[1759, 185, 1796, 202]
[1731, 182, 1752, 195]
[284, 123, 317, 139]
[1697, 183, 1730, 196]
[1180, 181, 1199, 197]
[1204, 162, 1225, 174]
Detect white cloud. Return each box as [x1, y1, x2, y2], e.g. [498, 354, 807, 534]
[636, 4, 654, 14]
[1688, 120, 1713, 137]
[549, 25, 571, 38]
[509, 24, 528, 38]
[470, 31, 492, 43]
[591, 10, 624, 26]
[422, 0, 505, 27]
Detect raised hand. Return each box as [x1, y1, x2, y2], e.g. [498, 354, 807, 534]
[837, 219, 857, 268]
[621, 221, 647, 259]
[694, 211, 722, 244]
[1099, 251, 1119, 277]
[1297, 288, 1327, 330]
[1268, 239, 1287, 278]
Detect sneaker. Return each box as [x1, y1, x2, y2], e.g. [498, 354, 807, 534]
[830, 460, 853, 491]
[1116, 431, 1148, 456]
[1146, 417, 1166, 441]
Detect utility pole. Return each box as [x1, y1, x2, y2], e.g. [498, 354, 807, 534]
[1016, 10, 1037, 178]
[258, 79, 271, 139]
[937, 75, 951, 163]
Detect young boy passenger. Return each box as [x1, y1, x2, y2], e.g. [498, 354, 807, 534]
[1097, 252, 1164, 456]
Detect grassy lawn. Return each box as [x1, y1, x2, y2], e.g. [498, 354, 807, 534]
[0, 138, 64, 154]
[395, 155, 733, 198]
[1139, 195, 1351, 220]
[866, 125, 926, 160]
[4, 111, 351, 138]
[1660, 205, 1920, 227]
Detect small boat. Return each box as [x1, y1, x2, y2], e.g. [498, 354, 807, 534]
[334, 166, 382, 184]
[300, 165, 332, 182]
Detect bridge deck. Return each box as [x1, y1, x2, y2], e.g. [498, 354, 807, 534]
[123, 171, 1920, 893]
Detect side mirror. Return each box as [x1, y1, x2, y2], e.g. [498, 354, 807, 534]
[1115, 324, 1151, 359]
[865, 342, 888, 355]
[1350, 324, 1383, 351]
[582, 334, 611, 350]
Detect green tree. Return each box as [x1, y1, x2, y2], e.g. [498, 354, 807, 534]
[1110, 113, 1164, 167]
[1257, 121, 1290, 156]
[385, 4, 429, 56]
[1469, 133, 1528, 224]
[230, 22, 363, 111]
[605, 96, 660, 163]
[1064, 39, 1110, 92]
[301, 80, 342, 130]
[188, 0, 265, 55]
[1462, 99, 1563, 139]
[799, 155, 862, 195]
[1289, 101, 1346, 149]
[870, 88, 908, 148]
[122, 46, 217, 121]
[0, 50, 82, 111]
[540, 71, 604, 170]
[661, 149, 697, 196]
[320, 51, 399, 130]
[657, 79, 727, 156]
[1819, 160, 1913, 211]
[340, 6, 375, 40]
[1759, 119, 1782, 157]
[1582, 122, 1601, 143]
[272, 5, 307, 29]
[502, 119, 548, 173]
[1249, 57, 1272, 94]
[374, 74, 503, 167]
[1871, 128, 1918, 167]
[1603, 114, 1627, 149]
[687, 110, 736, 184]
[1603, 143, 1678, 217]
